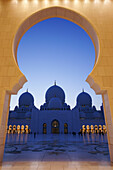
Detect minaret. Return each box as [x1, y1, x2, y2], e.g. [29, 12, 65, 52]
[54, 80, 56, 86]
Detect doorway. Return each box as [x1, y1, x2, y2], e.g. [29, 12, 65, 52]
[51, 120, 59, 134]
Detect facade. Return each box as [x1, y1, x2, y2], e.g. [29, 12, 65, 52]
[8, 83, 105, 134]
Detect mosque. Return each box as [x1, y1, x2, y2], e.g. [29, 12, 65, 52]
[8, 82, 105, 134]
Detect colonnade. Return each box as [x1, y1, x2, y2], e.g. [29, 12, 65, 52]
[7, 125, 31, 134]
[81, 125, 107, 134]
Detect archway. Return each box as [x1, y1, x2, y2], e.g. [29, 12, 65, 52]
[51, 120, 59, 134]
[0, 5, 113, 163]
[13, 7, 99, 67]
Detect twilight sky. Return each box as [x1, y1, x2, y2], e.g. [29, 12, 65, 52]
[10, 17, 102, 110]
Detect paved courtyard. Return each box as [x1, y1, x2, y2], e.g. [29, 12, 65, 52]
[0, 134, 113, 170]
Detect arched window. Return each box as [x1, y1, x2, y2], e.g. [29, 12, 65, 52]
[86, 125, 90, 133]
[94, 125, 98, 133]
[8, 125, 12, 134]
[103, 125, 107, 133]
[17, 125, 20, 134]
[21, 125, 24, 130]
[13, 125, 16, 133]
[43, 123, 47, 134]
[9, 125, 12, 130]
[25, 125, 29, 134]
[90, 125, 94, 133]
[13, 125, 16, 129]
[21, 125, 24, 133]
[64, 123, 68, 134]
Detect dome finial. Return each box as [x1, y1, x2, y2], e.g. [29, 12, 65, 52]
[82, 88, 84, 92]
[26, 88, 28, 92]
[54, 80, 56, 86]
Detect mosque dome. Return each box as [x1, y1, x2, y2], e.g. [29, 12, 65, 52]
[45, 82, 65, 103]
[77, 91, 92, 107]
[19, 91, 34, 107]
[48, 97, 62, 109]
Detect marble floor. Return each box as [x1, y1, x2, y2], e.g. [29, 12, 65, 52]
[0, 134, 113, 170]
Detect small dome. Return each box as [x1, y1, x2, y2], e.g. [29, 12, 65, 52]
[77, 91, 92, 107]
[45, 84, 65, 103]
[19, 91, 34, 107]
[48, 97, 62, 109]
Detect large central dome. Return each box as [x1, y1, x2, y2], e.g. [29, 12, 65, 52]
[45, 84, 65, 103]
[48, 97, 62, 109]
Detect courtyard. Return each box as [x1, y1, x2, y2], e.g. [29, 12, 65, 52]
[0, 134, 113, 170]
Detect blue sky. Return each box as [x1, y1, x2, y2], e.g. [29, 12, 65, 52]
[10, 17, 102, 110]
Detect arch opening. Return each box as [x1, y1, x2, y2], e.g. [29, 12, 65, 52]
[12, 6, 104, 137]
[13, 7, 99, 85]
[9, 4, 110, 159]
[51, 120, 59, 134]
[11, 6, 102, 111]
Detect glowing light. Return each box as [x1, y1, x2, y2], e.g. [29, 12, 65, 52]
[94, 0, 99, 3]
[84, 0, 88, 3]
[74, 0, 78, 4]
[64, 0, 68, 4]
[34, 0, 38, 4]
[24, 0, 28, 3]
[54, 0, 59, 5]
[104, 0, 110, 4]
[44, 0, 49, 5]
